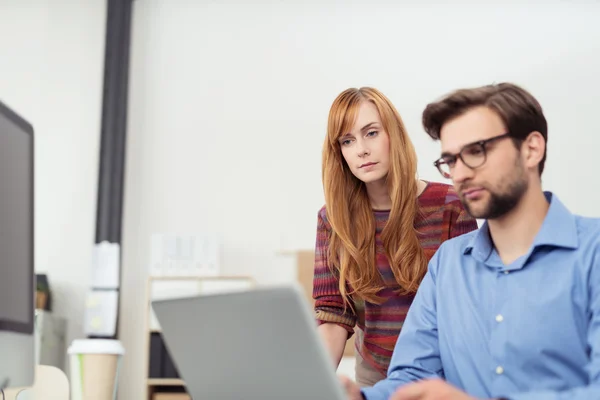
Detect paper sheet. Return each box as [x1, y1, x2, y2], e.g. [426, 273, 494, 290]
[91, 241, 120, 289]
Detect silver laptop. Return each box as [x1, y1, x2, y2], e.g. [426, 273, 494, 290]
[151, 284, 347, 400]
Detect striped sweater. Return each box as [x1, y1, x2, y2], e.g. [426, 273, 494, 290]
[313, 181, 478, 376]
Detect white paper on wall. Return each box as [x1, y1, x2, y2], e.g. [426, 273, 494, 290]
[83, 289, 119, 336]
[91, 241, 120, 289]
[149, 233, 220, 277]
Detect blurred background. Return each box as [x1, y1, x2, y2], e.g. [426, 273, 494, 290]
[1, 0, 599, 399]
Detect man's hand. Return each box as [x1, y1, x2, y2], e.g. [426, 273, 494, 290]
[390, 378, 477, 400]
[339, 375, 363, 400]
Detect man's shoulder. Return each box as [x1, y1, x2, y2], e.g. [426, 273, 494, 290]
[574, 214, 600, 230]
[573, 214, 600, 248]
[438, 228, 478, 253]
[429, 229, 478, 276]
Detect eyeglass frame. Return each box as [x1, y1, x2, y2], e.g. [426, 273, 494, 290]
[433, 133, 512, 179]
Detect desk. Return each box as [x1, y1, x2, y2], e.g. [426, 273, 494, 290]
[2, 365, 69, 400]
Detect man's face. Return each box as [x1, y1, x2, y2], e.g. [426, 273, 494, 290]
[439, 106, 528, 220]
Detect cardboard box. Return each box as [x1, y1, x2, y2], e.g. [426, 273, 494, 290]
[153, 393, 191, 400]
[296, 250, 355, 357]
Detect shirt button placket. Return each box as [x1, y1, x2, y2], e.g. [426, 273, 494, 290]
[491, 268, 509, 392]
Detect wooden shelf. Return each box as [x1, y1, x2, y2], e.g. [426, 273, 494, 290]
[148, 275, 254, 281]
[147, 378, 185, 386]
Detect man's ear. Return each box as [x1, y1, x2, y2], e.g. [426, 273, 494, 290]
[522, 131, 545, 170]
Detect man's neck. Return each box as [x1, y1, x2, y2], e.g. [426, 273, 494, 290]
[488, 188, 550, 265]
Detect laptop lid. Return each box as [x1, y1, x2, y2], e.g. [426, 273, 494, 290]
[152, 284, 347, 400]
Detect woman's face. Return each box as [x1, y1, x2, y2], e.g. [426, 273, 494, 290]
[338, 101, 390, 185]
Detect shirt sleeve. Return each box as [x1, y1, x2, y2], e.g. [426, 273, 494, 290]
[312, 208, 356, 335]
[449, 201, 479, 239]
[498, 241, 600, 400]
[361, 248, 444, 400]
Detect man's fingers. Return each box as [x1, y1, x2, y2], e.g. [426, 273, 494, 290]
[338, 375, 361, 399]
[339, 375, 352, 389]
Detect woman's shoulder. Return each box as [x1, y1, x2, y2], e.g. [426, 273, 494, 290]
[317, 205, 332, 229]
[419, 180, 461, 206]
[318, 204, 327, 219]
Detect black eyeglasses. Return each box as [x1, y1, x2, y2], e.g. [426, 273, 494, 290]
[433, 133, 511, 179]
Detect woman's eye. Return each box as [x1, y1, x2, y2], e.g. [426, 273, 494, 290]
[366, 130, 378, 137]
[341, 139, 352, 146]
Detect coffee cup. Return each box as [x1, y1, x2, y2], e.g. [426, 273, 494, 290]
[67, 339, 125, 400]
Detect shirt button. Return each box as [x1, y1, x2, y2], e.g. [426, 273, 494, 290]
[496, 366, 504, 375]
[496, 314, 504, 322]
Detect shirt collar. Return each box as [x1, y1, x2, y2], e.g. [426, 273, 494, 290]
[464, 191, 579, 259]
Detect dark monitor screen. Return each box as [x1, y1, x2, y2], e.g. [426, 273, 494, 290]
[0, 100, 34, 334]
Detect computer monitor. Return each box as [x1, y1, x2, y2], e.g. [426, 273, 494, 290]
[0, 100, 35, 390]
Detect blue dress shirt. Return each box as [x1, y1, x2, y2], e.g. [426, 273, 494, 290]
[362, 192, 600, 400]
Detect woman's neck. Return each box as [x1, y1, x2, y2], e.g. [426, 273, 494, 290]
[366, 179, 391, 210]
[366, 178, 426, 210]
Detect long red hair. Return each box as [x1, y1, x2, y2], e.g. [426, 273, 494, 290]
[322, 87, 426, 306]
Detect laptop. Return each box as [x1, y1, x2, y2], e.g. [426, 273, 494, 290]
[151, 284, 348, 400]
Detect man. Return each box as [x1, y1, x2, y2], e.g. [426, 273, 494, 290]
[342, 82, 600, 400]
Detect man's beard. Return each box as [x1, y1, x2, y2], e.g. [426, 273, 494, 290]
[462, 164, 529, 220]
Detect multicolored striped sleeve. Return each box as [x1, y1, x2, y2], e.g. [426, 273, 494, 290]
[448, 201, 479, 239]
[312, 208, 357, 335]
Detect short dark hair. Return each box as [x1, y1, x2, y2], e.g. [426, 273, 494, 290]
[422, 82, 548, 175]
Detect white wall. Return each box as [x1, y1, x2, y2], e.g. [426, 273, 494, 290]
[0, 0, 106, 352]
[121, 1, 600, 398]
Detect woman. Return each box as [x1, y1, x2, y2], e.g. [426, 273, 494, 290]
[313, 87, 478, 386]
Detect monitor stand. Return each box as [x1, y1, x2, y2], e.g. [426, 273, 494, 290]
[0, 331, 35, 390]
